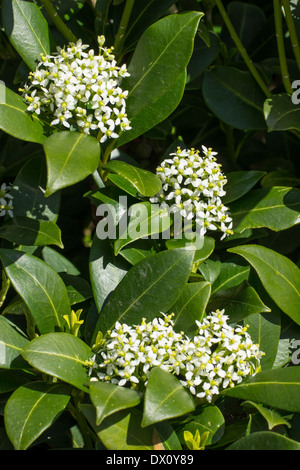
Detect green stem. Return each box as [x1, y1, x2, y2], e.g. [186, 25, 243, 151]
[282, 0, 300, 72]
[92, 169, 105, 189]
[39, 0, 77, 43]
[114, 0, 135, 58]
[215, 0, 272, 97]
[273, 0, 293, 94]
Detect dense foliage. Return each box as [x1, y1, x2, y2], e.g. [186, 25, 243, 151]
[0, 0, 300, 451]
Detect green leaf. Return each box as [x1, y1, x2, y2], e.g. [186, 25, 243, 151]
[4, 382, 70, 450]
[166, 235, 215, 265]
[264, 93, 300, 131]
[228, 244, 300, 325]
[211, 260, 250, 295]
[245, 312, 281, 371]
[0, 216, 63, 248]
[2, 0, 52, 71]
[93, 247, 194, 339]
[89, 236, 128, 313]
[59, 273, 93, 305]
[222, 367, 300, 412]
[22, 333, 93, 392]
[103, 160, 161, 197]
[114, 201, 171, 255]
[230, 187, 300, 233]
[43, 131, 101, 196]
[223, 171, 266, 204]
[180, 405, 225, 446]
[0, 249, 71, 334]
[0, 84, 49, 143]
[242, 401, 291, 430]
[171, 281, 211, 335]
[118, 239, 156, 265]
[0, 316, 29, 369]
[142, 367, 195, 427]
[202, 66, 267, 130]
[226, 431, 300, 450]
[89, 381, 141, 425]
[10, 155, 61, 222]
[41, 246, 80, 275]
[117, 11, 203, 145]
[208, 282, 271, 323]
[81, 404, 155, 450]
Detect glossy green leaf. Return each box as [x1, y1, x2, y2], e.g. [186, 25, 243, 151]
[264, 93, 300, 131]
[0, 316, 29, 369]
[2, 0, 52, 71]
[114, 201, 171, 254]
[103, 160, 161, 197]
[10, 156, 61, 222]
[228, 244, 300, 325]
[180, 405, 225, 446]
[81, 404, 154, 450]
[211, 260, 250, 294]
[118, 239, 156, 265]
[171, 281, 211, 335]
[222, 367, 300, 412]
[230, 187, 300, 233]
[142, 367, 195, 427]
[166, 235, 215, 265]
[43, 131, 101, 196]
[41, 246, 80, 275]
[117, 12, 203, 145]
[89, 381, 141, 425]
[226, 431, 300, 450]
[208, 282, 271, 323]
[223, 171, 266, 204]
[0, 216, 63, 248]
[242, 401, 291, 430]
[89, 236, 128, 313]
[93, 248, 194, 339]
[0, 84, 49, 143]
[22, 333, 93, 392]
[245, 312, 281, 371]
[4, 382, 70, 450]
[0, 249, 71, 334]
[202, 66, 267, 130]
[59, 273, 93, 305]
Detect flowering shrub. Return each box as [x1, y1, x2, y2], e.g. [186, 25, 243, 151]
[0, 0, 300, 453]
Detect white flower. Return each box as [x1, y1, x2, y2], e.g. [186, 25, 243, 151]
[22, 36, 131, 140]
[0, 183, 14, 218]
[150, 147, 233, 239]
[87, 309, 264, 403]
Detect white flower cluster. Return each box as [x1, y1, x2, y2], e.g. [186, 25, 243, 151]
[21, 36, 131, 143]
[88, 310, 263, 403]
[150, 146, 233, 240]
[0, 183, 13, 218]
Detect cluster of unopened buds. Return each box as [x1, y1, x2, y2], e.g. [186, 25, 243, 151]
[21, 36, 131, 143]
[150, 146, 233, 240]
[0, 183, 14, 218]
[88, 310, 263, 403]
